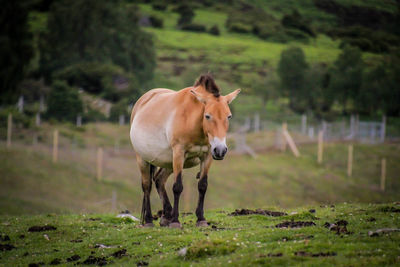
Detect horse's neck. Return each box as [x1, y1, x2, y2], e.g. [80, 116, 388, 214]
[174, 90, 208, 145]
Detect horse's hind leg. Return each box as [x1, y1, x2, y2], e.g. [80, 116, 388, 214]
[136, 154, 154, 227]
[154, 168, 173, 226]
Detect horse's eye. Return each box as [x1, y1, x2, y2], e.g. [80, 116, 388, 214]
[205, 114, 211, 120]
[227, 115, 232, 120]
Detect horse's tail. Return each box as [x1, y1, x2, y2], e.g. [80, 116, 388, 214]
[140, 164, 156, 225]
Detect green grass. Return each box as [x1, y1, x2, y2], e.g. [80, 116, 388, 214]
[0, 203, 399, 266]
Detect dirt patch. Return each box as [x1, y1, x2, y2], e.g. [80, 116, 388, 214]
[366, 217, 376, 222]
[275, 221, 316, 228]
[268, 252, 283, 257]
[309, 209, 316, 213]
[28, 225, 57, 232]
[230, 209, 287, 217]
[324, 220, 351, 235]
[82, 255, 109, 266]
[28, 263, 44, 267]
[295, 251, 337, 257]
[111, 249, 127, 258]
[50, 258, 62, 265]
[86, 218, 101, 221]
[137, 261, 149, 266]
[0, 244, 15, 251]
[66, 255, 81, 262]
[70, 239, 83, 243]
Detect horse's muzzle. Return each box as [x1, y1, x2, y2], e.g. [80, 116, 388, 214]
[212, 146, 227, 160]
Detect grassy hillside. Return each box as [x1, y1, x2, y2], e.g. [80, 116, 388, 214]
[0, 203, 399, 266]
[137, 2, 383, 91]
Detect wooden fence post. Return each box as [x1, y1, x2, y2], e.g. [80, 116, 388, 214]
[301, 114, 307, 135]
[381, 158, 386, 191]
[7, 113, 12, 148]
[97, 147, 103, 181]
[52, 129, 58, 163]
[347, 144, 353, 177]
[282, 130, 301, 157]
[281, 122, 287, 152]
[317, 130, 324, 164]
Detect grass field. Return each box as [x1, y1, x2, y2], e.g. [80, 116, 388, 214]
[0, 203, 399, 266]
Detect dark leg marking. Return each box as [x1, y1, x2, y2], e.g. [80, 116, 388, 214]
[196, 175, 208, 222]
[171, 172, 183, 223]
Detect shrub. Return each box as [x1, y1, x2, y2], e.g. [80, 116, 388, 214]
[181, 23, 207, 32]
[152, 3, 167, 11]
[109, 100, 130, 123]
[149, 15, 163, 28]
[208, 25, 220, 36]
[228, 23, 252, 33]
[53, 62, 140, 102]
[46, 80, 83, 122]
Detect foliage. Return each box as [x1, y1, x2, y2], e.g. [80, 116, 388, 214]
[209, 25, 220, 36]
[175, 3, 195, 26]
[39, 0, 155, 85]
[0, 0, 33, 104]
[45, 80, 83, 122]
[281, 9, 315, 37]
[181, 23, 207, 32]
[109, 99, 130, 122]
[53, 63, 141, 103]
[149, 15, 163, 28]
[278, 47, 309, 113]
[328, 45, 365, 113]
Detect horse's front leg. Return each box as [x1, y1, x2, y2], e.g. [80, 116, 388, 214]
[196, 152, 213, 227]
[170, 145, 185, 228]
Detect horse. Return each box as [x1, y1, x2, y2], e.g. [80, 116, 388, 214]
[130, 74, 240, 228]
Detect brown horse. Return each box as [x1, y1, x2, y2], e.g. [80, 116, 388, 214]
[130, 74, 240, 228]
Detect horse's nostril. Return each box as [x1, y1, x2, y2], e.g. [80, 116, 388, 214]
[213, 147, 218, 155]
[223, 147, 228, 154]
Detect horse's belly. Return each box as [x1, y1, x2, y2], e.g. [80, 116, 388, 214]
[130, 121, 173, 168]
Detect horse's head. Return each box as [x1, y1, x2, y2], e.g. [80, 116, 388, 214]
[191, 74, 240, 160]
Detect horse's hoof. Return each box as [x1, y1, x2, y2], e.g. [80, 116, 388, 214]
[196, 220, 209, 227]
[169, 222, 182, 229]
[159, 216, 171, 227]
[143, 222, 154, 228]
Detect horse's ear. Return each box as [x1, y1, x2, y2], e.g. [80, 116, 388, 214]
[225, 89, 241, 104]
[190, 89, 207, 104]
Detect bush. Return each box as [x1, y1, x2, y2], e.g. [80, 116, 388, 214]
[53, 62, 140, 102]
[83, 107, 107, 123]
[149, 15, 163, 28]
[181, 23, 207, 32]
[46, 80, 83, 122]
[109, 100, 130, 123]
[152, 3, 167, 11]
[208, 25, 220, 36]
[228, 23, 252, 33]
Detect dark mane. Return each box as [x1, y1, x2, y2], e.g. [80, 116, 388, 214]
[194, 74, 220, 97]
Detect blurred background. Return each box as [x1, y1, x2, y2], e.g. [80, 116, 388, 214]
[1, 0, 399, 215]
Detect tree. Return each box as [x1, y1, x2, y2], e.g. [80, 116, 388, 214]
[277, 46, 309, 113]
[0, 0, 33, 104]
[252, 73, 278, 109]
[40, 0, 155, 85]
[328, 45, 365, 114]
[46, 80, 83, 122]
